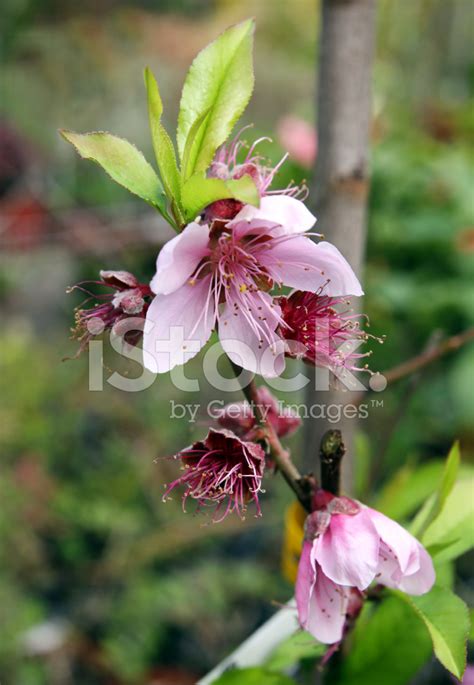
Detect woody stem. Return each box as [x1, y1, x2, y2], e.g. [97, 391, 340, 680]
[228, 360, 312, 512]
[319, 429, 345, 495]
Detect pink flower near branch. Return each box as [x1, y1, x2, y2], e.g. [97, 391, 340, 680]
[162, 428, 266, 522]
[296, 491, 435, 644]
[143, 200, 362, 377]
[216, 386, 301, 439]
[278, 290, 380, 375]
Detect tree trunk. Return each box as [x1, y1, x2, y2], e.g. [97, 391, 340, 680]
[304, 0, 376, 491]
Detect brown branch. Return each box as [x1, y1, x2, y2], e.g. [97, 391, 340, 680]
[229, 360, 313, 512]
[382, 328, 474, 385]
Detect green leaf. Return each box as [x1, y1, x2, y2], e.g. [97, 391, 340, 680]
[181, 107, 211, 182]
[181, 173, 259, 222]
[410, 442, 460, 538]
[422, 477, 474, 562]
[144, 67, 183, 226]
[397, 586, 469, 680]
[177, 19, 255, 175]
[265, 631, 325, 671]
[373, 460, 445, 521]
[212, 667, 296, 685]
[60, 130, 168, 215]
[335, 595, 432, 685]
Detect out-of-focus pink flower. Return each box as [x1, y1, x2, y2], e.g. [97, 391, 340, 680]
[68, 270, 152, 356]
[163, 428, 265, 521]
[277, 115, 317, 169]
[205, 129, 306, 223]
[278, 290, 379, 376]
[216, 386, 301, 439]
[144, 206, 362, 377]
[456, 665, 474, 685]
[296, 490, 435, 644]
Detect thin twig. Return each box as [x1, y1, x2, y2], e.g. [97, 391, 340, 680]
[369, 331, 443, 486]
[382, 328, 474, 385]
[229, 360, 313, 512]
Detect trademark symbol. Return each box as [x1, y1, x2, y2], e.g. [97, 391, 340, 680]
[371, 399, 384, 408]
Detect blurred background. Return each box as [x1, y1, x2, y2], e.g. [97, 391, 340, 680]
[0, 1, 473, 683]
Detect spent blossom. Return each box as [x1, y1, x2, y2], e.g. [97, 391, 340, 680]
[296, 489, 435, 644]
[205, 129, 305, 222]
[68, 270, 152, 356]
[278, 290, 381, 376]
[163, 428, 266, 521]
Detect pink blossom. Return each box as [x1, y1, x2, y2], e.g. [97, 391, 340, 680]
[296, 491, 435, 644]
[143, 204, 362, 377]
[216, 386, 301, 439]
[277, 115, 317, 169]
[68, 270, 152, 356]
[162, 428, 265, 521]
[278, 290, 380, 375]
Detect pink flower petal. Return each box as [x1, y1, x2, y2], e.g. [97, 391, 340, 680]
[306, 564, 350, 644]
[143, 276, 215, 373]
[218, 290, 286, 377]
[295, 541, 317, 628]
[397, 544, 435, 595]
[375, 541, 406, 588]
[367, 507, 420, 575]
[315, 510, 379, 591]
[262, 237, 363, 296]
[150, 222, 210, 295]
[234, 195, 317, 234]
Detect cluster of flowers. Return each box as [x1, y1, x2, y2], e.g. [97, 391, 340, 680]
[72, 136, 375, 378]
[68, 137, 433, 645]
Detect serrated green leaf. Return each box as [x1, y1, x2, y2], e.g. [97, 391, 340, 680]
[411, 442, 460, 538]
[396, 586, 469, 680]
[265, 630, 325, 671]
[335, 596, 431, 685]
[60, 130, 168, 216]
[177, 19, 255, 175]
[181, 173, 259, 221]
[422, 477, 474, 562]
[212, 668, 296, 685]
[144, 67, 183, 228]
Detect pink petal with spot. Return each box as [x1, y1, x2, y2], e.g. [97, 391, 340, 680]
[305, 562, 350, 644]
